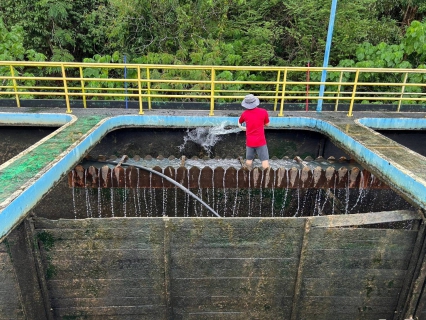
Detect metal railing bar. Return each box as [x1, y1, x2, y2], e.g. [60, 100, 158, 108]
[79, 66, 87, 108]
[209, 68, 215, 116]
[61, 64, 71, 113]
[3, 76, 425, 90]
[397, 72, 409, 112]
[9, 66, 20, 108]
[2, 61, 426, 73]
[137, 66, 143, 115]
[2, 91, 425, 102]
[8, 86, 405, 96]
[278, 69, 288, 116]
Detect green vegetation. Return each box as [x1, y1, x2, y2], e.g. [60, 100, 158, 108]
[37, 231, 57, 279]
[1, 0, 426, 66]
[37, 231, 55, 251]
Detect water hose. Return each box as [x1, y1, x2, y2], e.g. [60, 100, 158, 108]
[104, 160, 221, 218]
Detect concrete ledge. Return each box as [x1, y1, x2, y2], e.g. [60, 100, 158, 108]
[2, 99, 426, 112]
[358, 117, 426, 130]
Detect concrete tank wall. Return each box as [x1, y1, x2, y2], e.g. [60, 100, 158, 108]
[85, 128, 348, 160]
[31, 173, 414, 220]
[2, 211, 424, 320]
[377, 130, 426, 157]
[0, 242, 25, 319]
[0, 126, 57, 164]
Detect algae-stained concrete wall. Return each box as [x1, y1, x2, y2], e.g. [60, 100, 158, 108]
[86, 128, 348, 160]
[295, 225, 417, 319]
[167, 218, 305, 319]
[0, 242, 25, 319]
[12, 213, 419, 320]
[35, 218, 168, 319]
[32, 217, 305, 319]
[0, 126, 57, 164]
[421, 302, 426, 320]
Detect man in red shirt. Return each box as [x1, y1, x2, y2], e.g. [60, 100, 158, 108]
[238, 94, 270, 169]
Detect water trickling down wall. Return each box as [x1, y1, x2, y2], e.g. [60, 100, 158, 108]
[64, 155, 413, 220]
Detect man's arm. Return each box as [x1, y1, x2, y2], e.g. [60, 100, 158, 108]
[238, 120, 246, 131]
[264, 111, 270, 127]
[238, 114, 246, 131]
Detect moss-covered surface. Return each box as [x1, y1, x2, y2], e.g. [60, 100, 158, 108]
[37, 230, 57, 280]
[0, 115, 104, 204]
[28, 216, 420, 319]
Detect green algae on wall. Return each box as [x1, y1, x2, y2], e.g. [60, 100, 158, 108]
[0, 116, 104, 204]
[29, 214, 423, 319]
[37, 230, 57, 280]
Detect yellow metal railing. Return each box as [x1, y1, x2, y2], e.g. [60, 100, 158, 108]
[1, 61, 426, 116]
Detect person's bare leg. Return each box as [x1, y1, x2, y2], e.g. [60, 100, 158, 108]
[245, 159, 253, 168]
[261, 160, 270, 169]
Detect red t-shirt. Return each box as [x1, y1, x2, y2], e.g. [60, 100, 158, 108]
[239, 107, 269, 147]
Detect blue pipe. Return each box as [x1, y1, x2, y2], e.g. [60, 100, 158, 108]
[317, 0, 338, 112]
[124, 55, 128, 109]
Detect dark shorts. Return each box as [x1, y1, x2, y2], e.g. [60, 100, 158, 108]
[246, 145, 269, 161]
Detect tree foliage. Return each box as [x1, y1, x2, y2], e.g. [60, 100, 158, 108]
[1, 0, 425, 69]
[0, 18, 46, 98]
[0, 0, 110, 62]
[338, 20, 426, 69]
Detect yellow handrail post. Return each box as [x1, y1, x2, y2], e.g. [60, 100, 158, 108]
[274, 70, 281, 111]
[146, 67, 152, 110]
[137, 66, 144, 115]
[61, 64, 72, 113]
[209, 68, 215, 116]
[397, 72, 408, 112]
[334, 71, 344, 111]
[79, 66, 87, 108]
[9, 66, 21, 108]
[347, 69, 360, 117]
[278, 69, 288, 117]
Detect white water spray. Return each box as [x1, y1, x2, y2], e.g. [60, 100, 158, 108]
[179, 122, 241, 156]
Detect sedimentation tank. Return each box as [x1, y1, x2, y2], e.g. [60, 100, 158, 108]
[0, 110, 425, 320]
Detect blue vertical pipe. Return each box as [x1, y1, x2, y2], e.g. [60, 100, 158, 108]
[124, 55, 128, 109]
[317, 0, 338, 112]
